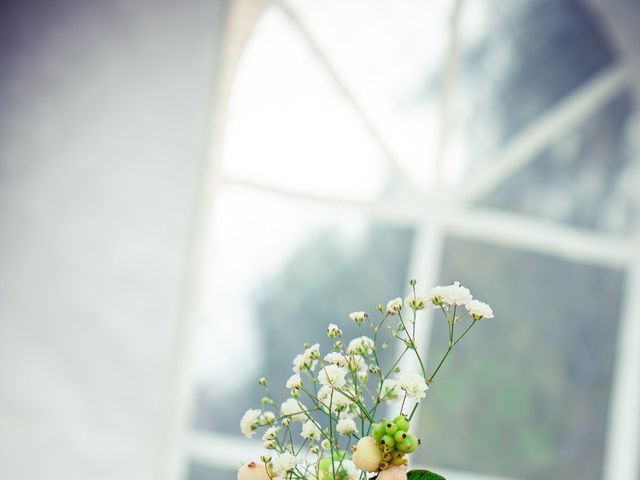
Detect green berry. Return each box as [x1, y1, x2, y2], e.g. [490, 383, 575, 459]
[405, 434, 419, 453]
[393, 415, 410, 432]
[397, 438, 412, 453]
[372, 423, 386, 442]
[393, 430, 407, 443]
[381, 435, 395, 448]
[385, 422, 398, 436]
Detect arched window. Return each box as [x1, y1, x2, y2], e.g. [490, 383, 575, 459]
[181, 1, 640, 479]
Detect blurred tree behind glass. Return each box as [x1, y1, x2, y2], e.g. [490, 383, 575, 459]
[193, 224, 414, 435]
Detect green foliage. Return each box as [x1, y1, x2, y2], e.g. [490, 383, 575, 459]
[406, 469, 447, 480]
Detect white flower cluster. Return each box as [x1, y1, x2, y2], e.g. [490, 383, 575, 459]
[318, 364, 347, 388]
[238, 278, 493, 480]
[336, 413, 358, 436]
[346, 336, 374, 355]
[327, 323, 342, 338]
[271, 452, 299, 476]
[240, 409, 276, 439]
[398, 371, 429, 400]
[421, 281, 494, 319]
[280, 398, 307, 422]
[292, 343, 320, 373]
[349, 311, 367, 326]
[301, 420, 322, 440]
[318, 385, 352, 412]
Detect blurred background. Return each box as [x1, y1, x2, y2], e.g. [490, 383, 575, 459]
[2, 1, 640, 480]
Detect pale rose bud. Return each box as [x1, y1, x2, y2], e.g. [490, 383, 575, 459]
[352, 436, 382, 472]
[377, 465, 408, 480]
[237, 461, 271, 480]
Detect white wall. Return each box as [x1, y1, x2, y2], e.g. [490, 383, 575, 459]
[0, 1, 227, 479]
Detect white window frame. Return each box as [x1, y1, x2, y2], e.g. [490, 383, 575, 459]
[166, 1, 640, 479]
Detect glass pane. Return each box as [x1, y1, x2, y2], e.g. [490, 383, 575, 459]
[415, 237, 623, 479]
[221, 7, 389, 201]
[286, 0, 455, 186]
[449, 0, 618, 183]
[476, 90, 638, 234]
[286, 0, 619, 188]
[192, 184, 414, 435]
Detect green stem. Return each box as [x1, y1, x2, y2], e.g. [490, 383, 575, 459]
[454, 319, 477, 346]
[428, 345, 452, 383]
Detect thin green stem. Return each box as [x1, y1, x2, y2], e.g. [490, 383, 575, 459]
[454, 319, 477, 346]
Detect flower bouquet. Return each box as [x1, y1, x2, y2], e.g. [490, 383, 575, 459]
[237, 279, 493, 480]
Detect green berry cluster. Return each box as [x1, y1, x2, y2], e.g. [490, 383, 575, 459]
[371, 414, 419, 470]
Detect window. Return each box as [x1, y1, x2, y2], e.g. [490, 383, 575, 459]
[179, 1, 640, 479]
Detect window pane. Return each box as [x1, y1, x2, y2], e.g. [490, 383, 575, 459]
[475, 90, 638, 234]
[416, 237, 623, 479]
[221, 7, 389, 201]
[192, 185, 414, 435]
[286, 0, 455, 186]
[451, 0, 618, 182]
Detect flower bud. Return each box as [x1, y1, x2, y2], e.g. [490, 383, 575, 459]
[378, 465, 408, 480]
[352, 436, 382, 472]
[258, 377, 267, 386]
[237, 461, 271, 480]
[349, 311, 368, 326]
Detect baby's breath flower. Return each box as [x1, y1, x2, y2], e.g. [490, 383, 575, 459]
[286, 374, 302, 390]
[318, 386, 353, 411]
[405, 293, 426, 310]
[324, 351, 348, 368]
[318, 364, 347, 388]
[271, 452, 299, 476]
[261, 411, 276, 425]
[466, 299, 494, 320]
[336, 416, 358, 436]
[292, 348, 318, 373]
[262, 425, 280, 442]
[280, 398, 307, 422]
[301, 420, 322, 440]
[386, 297, 403, 314]
[327, 323, 342, 338]
[306, 343, 321, 360]
[427, 285, 447, 307]
[349, 311, 367, 326]
[379, 379, 399, 401]
[347, 354, 368, 375]
[442, 281, 472, 306]
[321, 439, 331, 450]
[263, 440, 275, 449]
[258, 377, 267, 386]
[240, 408, 261, 438]
[398, 371, 429, 400]
[347, 336, 375, 356]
